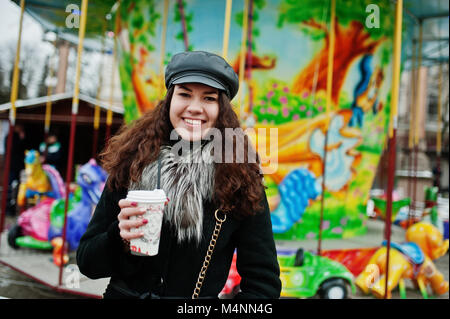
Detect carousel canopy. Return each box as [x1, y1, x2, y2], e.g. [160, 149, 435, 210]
[10, 0, 448, 65]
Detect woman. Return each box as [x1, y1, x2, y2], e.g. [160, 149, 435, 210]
[76, 51, 281, 299]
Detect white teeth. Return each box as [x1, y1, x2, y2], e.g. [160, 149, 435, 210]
[184, 118, 202, 125]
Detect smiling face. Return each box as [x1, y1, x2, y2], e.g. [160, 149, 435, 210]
[169, 83, 220, 141]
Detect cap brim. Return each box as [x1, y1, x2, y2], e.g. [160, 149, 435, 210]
[172, 75, 227, 93]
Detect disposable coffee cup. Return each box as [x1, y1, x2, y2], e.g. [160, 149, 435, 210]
[126, 189, 167, 256]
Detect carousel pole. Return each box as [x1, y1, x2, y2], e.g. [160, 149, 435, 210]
[158, 0, 169, 99]
[58, 0, 88, 286]
[92, 92, 101, 158]
[409, 21, 423, 228]
[384, 0, 403, 299]
[435, 13, 443, 191]
[238, 0, 249, 120]
[92, 23, 107, 159]
[407, 38, 417, 211]
[105, 3, 119, 143]
[246, 0, 254, 114]
[317, 0, 336, 256]
[435, 62, 443, 190]
[0, 0, 25, 245]
[222, 0, 232, 62]
[43, 40, 57, 160]
[105, 37, 117, 143]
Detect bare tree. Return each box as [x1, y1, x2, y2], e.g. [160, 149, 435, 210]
[0, 38, 49, 102]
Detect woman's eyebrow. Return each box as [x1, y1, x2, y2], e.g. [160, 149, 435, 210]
[178, 84, 217, 95]
[203, 90, 218, 95]
[178, 85, 192, 92]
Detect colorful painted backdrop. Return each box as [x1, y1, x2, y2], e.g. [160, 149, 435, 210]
[115, 0, 396, 240]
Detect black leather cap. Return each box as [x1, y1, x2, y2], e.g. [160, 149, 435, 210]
[165, 51, 239, 100]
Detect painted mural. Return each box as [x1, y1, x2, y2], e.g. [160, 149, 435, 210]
[115, 0, 396, 240]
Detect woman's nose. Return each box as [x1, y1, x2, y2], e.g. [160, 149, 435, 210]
[186, 99, 204, 113]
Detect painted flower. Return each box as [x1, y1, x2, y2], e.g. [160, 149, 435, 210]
[306, 110, 313, 117]
[283, 86, 289, 93]
[267, 91, 274, 98]
[272, 83, 278, 89]
[300, 105, 306, 111]
[280, 96, 288, 104]
[331, 227, 343, 234]
[302, 92, 309, 98]
[321, 220, 330, 230]
[282, 107, 290, 117]
[306, 232, 316, 239]
[292, 114, 300, 121]
[260, 107, 266, 114]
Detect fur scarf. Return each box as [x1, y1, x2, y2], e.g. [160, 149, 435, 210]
[129, 140, 215, 244]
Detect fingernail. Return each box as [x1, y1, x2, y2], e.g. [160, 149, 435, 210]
[131, 202, 138, 207]
[140, 207, 146, 212]
[142, 219, 148, 224]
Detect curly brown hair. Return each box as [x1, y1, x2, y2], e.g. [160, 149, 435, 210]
[100, 87, 265, 218]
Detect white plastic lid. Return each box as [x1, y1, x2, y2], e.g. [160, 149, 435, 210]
[127, 189, 167, 203]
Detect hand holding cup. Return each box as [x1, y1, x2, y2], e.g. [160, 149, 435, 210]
[117, 199, 148, 241]
[122, 190, 167, 256]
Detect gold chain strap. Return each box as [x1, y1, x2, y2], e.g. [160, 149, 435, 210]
[192, 209, 227, 299]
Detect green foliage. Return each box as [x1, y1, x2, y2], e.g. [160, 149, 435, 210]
[164, 52, 173, 66]
[277, 0, 394, 40]
[131, 14, 144, 30]
[381, 46, 391, 66]
[118, 50, 139, 123]
[254, 0, 266, 10]
[234, 0, 267, 53]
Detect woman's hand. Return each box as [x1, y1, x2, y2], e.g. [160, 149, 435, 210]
[117, 199, 148, 241]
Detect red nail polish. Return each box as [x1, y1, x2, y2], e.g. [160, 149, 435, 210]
[131, 202, 138, 207]
[143, 219, 148, 224]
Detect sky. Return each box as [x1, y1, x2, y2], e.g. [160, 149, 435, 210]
[0, 0, 105, 101]
[0, 1, 53, 96]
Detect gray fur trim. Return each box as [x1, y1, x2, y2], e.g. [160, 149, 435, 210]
[129, 141, 215, 244]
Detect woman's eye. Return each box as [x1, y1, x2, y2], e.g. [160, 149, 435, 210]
[205, 96, 217, 102]
[179, 92, 190, 98]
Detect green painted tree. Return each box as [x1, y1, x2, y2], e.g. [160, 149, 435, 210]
[277, 0, 394, 105]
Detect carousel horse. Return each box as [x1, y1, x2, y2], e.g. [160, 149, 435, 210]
[355, 222, 449, 299]
[8, 150, 65, 249]
[48, 158, 107, 254]
[17, 150, 64, 207]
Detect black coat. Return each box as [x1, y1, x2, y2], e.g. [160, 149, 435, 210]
[76, 185, 281, 299]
